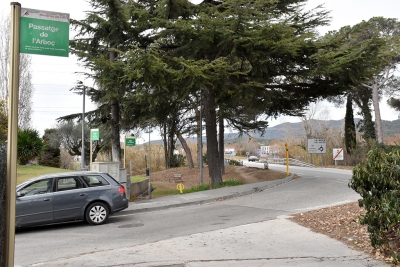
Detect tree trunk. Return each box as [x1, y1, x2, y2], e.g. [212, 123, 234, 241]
[204, 90, 222, 185]
[371, 80, 383, 143]
[162, 124, 169, 169]
[177, 132, 194, 168]
[218, 116, 225, 175]
[110, 99, 122, 166]
[196, 107, 201, 167]
[109, 50, 122, 166]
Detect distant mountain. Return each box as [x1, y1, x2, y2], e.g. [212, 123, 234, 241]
[175, 118, 400, 144]
[246, 119, 400, 141]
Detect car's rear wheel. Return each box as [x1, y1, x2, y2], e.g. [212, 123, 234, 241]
[85, 202, 109, 225]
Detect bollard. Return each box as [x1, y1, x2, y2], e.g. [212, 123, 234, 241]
[176, 183, 184, 194]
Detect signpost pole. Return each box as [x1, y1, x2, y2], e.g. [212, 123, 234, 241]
[285, 143, 289, 175]
[5, 3, 21, 266]
[90, 133, 92, 171]
[124, 136, 126, 169]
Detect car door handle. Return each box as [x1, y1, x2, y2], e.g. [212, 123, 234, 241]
[43, 198, 51, 201]
[79, 193, 87, 196]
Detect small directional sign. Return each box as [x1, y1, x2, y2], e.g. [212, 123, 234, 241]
[126, 136, 136, 147]
[307, 138, 326, 154]
[91, 129, 99, 141]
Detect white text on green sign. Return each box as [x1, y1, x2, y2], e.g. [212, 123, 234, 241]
[126, 137, 136, 147]
[20, 8, 69, 57]
[91, 129, 99, 141]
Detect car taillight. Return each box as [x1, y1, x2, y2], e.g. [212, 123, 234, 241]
[118, 186, 126, 194]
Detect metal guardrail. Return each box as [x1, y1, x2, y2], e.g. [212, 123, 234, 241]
[264, 158, 314, 168]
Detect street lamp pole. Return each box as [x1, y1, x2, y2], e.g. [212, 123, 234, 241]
[148, 126, 151, 199]
[199, 91, 203, 185]
[81, 87, 85, 170]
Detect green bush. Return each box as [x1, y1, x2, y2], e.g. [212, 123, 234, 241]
[228, 159, 243, 166]
[170, 154, 186, 167]
[17, 129, 45, 165]
[349, 146, 400, 260]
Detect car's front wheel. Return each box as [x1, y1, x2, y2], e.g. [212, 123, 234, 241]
[85, 202, 109, 225]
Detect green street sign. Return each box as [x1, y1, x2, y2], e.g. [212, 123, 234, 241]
[91, 129, 99, 141]
[20, 8, 69, 57]
[126, 137, 136, 147]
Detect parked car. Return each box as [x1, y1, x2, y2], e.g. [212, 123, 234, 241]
[15, 171, 129, 228]
[248, 156, 259, 162]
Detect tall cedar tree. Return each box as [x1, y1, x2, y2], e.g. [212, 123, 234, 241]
[344, 95, 356, 155]
[122, 0, 382, 185]
[68, 0, 150, 166]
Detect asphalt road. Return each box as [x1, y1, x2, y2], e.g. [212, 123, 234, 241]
[14, 164, 379, 267]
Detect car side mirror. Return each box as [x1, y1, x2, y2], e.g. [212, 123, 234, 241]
[16, 191, 25, 198]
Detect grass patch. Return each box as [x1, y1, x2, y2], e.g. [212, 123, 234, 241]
[183, 179, 243, 194]
[17, 165, 71, 184]
[131, 176, 147, 182]
[151, 187, 180, 197]
[152, 179, 244, 196]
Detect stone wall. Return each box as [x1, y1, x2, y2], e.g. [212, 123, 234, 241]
[130, 179, 149, 198]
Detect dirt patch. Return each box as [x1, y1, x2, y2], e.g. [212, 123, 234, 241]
[289, 202, 395, 265]
[149, 165, 288, 190]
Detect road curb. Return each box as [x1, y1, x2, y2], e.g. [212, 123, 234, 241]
[119, 174, 294, 215]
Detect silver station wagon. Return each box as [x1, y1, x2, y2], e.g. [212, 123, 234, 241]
[16, 171, 129, 227]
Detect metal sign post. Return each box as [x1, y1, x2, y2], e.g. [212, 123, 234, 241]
[124, 136, 135, 169]
[90, 129, 99, 170]
[285, 143, 290, 175]
[5, 4, 21, 266]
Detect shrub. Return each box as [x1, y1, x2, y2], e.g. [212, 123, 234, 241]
[349, 146, 400, 261]
[170, 154, 186, 167]
[17, 129, 45, 165]
[228, 159, 243, 166]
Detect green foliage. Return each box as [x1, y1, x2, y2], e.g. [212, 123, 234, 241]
[183, 180, 244, 194]
[349, 146, 400, 254]
[344, 95, 356, 155]
[228, 159, 243, 166]
[38, 147, 61, 168]
[202, 152, 208, 165]
[17, 129, 45, 165]
[170, 154, 186, 168]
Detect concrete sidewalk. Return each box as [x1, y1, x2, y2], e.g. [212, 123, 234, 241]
[121, 175, 294, 215]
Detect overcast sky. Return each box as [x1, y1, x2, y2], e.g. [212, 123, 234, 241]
[2, 0, 400, 140]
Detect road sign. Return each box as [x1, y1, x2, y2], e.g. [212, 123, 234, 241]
[307, 139, 326, 154]
[229, 151, 233, 155]
[91, 129, 99, 141]
[258, 151, 262, 155]
[333, 148, 344, 160]
[126, 137, 136, 147]
[20, 8, 70, 57]
[246, 152, 250, 156]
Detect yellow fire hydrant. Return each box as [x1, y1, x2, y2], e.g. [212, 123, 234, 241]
[177, 183, 184, 194]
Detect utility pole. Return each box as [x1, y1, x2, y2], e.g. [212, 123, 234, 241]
[81, 87, 85, 170]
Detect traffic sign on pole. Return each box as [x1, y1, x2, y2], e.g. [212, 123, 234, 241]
[125, 136, 136, 147]
[333, 148, 344, 161]
[307, 139, 326, 154]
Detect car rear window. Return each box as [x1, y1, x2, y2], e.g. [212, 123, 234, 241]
[83, 175, 110, 187]
[57, 177, 85, 191]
